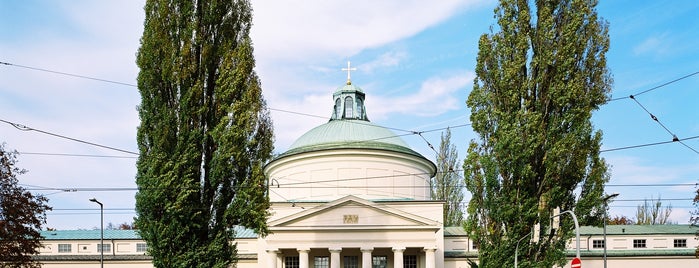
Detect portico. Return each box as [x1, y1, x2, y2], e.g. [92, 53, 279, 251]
[265, 246, 438, 268]
[259, 196, 444, 268]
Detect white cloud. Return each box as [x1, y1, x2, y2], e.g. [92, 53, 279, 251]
[632, 33, 670, 56]
[369, 71, 474, 119]
[250, 0, 482, 61]
[359, 50, 408, 73]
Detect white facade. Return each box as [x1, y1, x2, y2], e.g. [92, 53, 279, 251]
[30, 79, 699, 267]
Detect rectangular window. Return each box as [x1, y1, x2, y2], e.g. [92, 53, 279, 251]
[97, 243, 111, 253]
[404, 255, 417, 268]
[136, 243, 148, 252]
[372, 256, 387, 268]
[343, 256, 359, 268]
[633, 239, 646, 248]
[314, 256, 329, 268]
[674, 239, 687, 248]
[285, 256, 299, 268]
[58, 244, 72, 253]
[472, 242, 479, 250]
[592, 239, 605, 249]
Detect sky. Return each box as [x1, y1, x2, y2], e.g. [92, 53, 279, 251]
[1, 0, 698, 230]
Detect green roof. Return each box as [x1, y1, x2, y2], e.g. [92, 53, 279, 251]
[40, 226, 258, 240]
[282, 120, 425, 159]
[444, 226, 469, 236]
[442, 225, 699, 237]
[579, 224, 699, 235]
[41, 229, 140, 240]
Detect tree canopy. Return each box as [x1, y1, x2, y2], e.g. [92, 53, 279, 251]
[0, 144, 51, 268]
[463, 0, 612, 267]
[134, 0, 274, 267]
[431, 128, 465, 226]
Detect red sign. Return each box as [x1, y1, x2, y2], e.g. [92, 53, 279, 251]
[571, 257, 581, 268]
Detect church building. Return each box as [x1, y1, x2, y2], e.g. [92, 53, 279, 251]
[260, 70, 442, 268]
[31, 67, 699, 268]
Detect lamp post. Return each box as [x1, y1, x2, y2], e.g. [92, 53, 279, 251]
[552, 210, 581, 259]
[603, 193, 619, 268]
[89, 198, 104, 268]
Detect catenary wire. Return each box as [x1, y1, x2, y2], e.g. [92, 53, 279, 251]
[0, 61, 138, 87]
[0, 118, 139, 155]
[608, 70, 699, 101]
[628, 95, 699, 154]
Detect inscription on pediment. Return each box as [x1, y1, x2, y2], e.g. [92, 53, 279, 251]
[343, 214, 358, 224]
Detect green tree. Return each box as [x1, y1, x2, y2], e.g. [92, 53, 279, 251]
[0, 144, 51, 268]
[635, 197, 673, 225]
[134, 0, 274, 267]
[431, 128, 465, 226]
[463, 0, 611, 267]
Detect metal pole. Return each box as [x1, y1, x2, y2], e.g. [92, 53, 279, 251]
[514, 231, 532, 268]
[603, 211, 607, 268]
[553, 210, 580, 259]
[90, 198, 104, 268]
[602, 193, 619, 268]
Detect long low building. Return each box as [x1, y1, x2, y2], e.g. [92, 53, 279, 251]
[35, 224, 698, 267]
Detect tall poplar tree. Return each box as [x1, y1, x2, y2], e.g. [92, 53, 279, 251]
[134, 0, 274, 267]
[463, 0, 611, 267]
[431, 128, 464, 226]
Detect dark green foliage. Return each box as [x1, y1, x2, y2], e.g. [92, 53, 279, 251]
[431, 128, 465, 226]
[463, 0, 611, 267]
[0, 144, 51, 268]
[134, 0, 274, 267]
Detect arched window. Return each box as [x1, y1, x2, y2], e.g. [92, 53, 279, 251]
[334, 98, 341, 118]
[356, 98, 363, 118]
[344, 96, 353, 118]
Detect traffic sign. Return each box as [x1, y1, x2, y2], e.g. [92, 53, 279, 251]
[571, 257, 581, 268]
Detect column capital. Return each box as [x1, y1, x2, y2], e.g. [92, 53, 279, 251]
[392, 246, 406, 252]
[329, 247, 342, 253]
[297, 248, 311, 253]
[360, 247, 373, 253]
[423, 247, 437, 252]
[266, 248, 280, 253]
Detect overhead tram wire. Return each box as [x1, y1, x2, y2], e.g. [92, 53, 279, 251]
[3, 61, 471, 156]
[19, 152, 138, 159]
[0, 118, 139, 155]
[627, 96, 699, 155]
[0, 61, 137, 87]
[608, 70, 699, 102]
[20, 179, 699, 193]
[600, 134, 699, 153]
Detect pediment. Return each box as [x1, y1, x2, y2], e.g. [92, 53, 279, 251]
[269, 196, 439, 228]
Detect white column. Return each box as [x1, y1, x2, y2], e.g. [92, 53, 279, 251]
[361, 247, 373, 268]
[329, 247, 342, 268]
[298, 248, 310, 268]
[266, 249, 279, 268]
[392, 247, 405, 268]
[424, 247, 437, 268]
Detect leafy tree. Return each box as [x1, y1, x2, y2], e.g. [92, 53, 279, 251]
[0, 144, 51, 268]
[463, 0, 611, 267]
[635, 197, 673, 225]
[134, 0, 274, 267]
[607, 215, 634, 225]
[431, 128, 465, 226]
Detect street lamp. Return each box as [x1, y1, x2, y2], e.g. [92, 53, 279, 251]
[552, 210, 581, 259]
[602, 193, 619, 268]
[89, 198, 104, 268]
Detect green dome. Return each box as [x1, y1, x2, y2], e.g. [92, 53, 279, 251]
[282, 120, 423, 157]
[276, 77, 431, 164]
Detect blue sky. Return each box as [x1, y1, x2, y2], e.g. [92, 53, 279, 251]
[1, 0, 697, 230]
